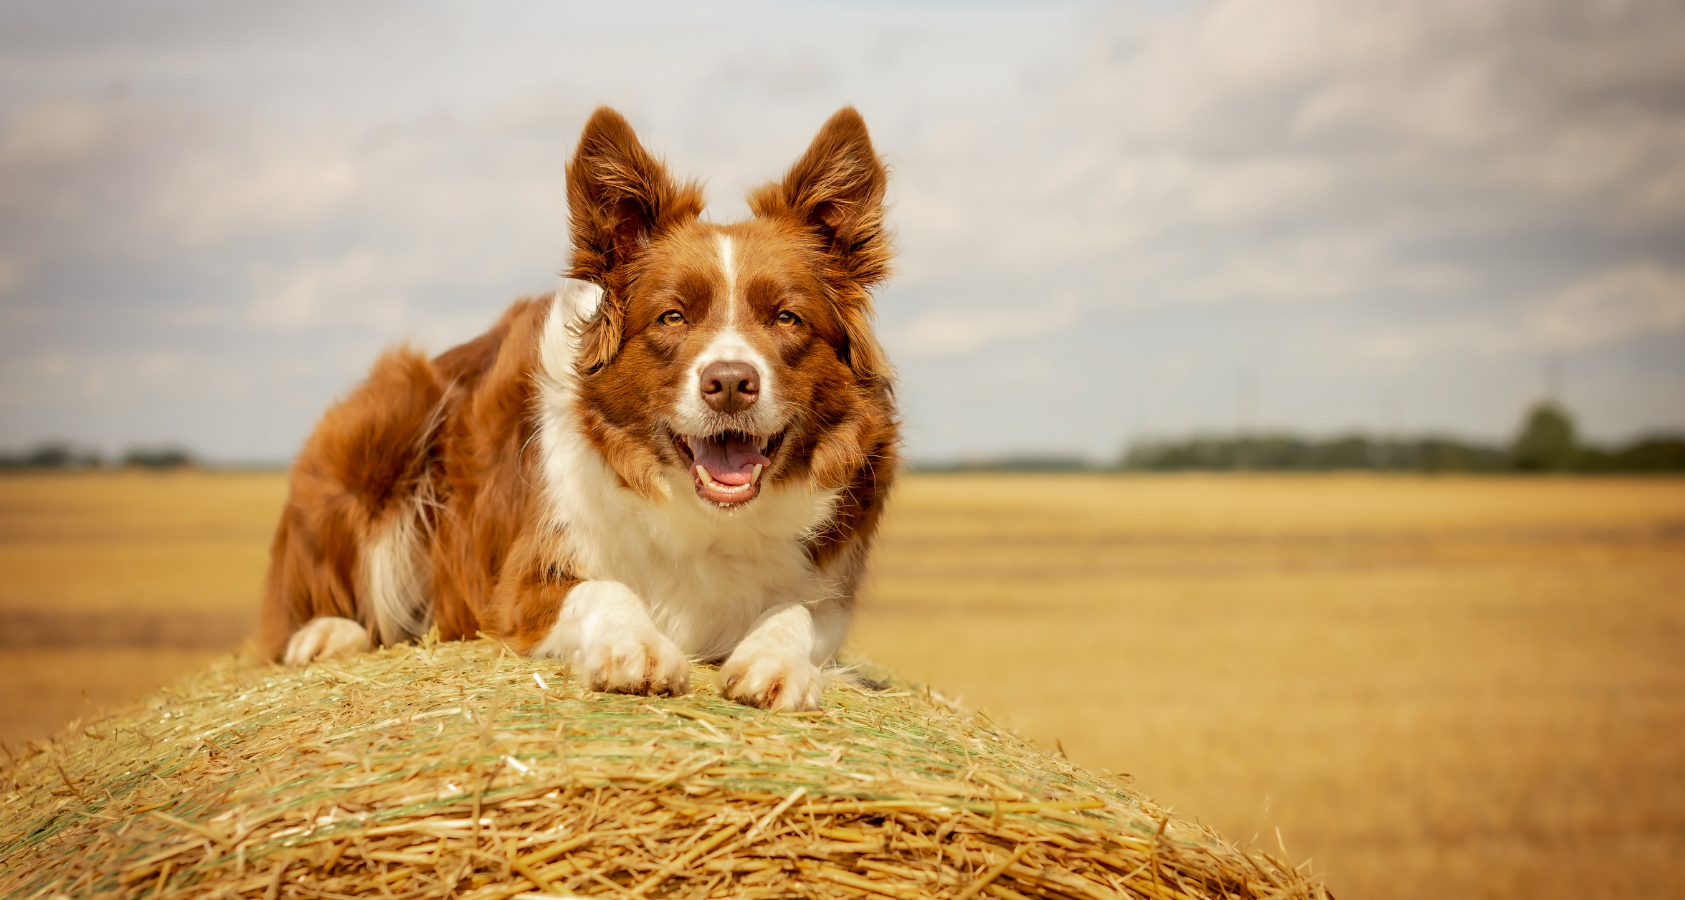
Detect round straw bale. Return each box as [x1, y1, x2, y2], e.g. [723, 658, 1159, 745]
[0, 636, 1327, 899]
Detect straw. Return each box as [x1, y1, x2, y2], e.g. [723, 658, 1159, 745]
[0, 633, 1327, 899]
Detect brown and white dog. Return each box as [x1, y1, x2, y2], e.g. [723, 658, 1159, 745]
[259, 107, 898, 711]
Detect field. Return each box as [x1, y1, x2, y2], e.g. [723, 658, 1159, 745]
[2, 471, 1683, 899]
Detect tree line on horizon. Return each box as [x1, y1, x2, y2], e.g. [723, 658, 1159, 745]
[0, 443, 194, 471]
[918, 402, 1685, 473]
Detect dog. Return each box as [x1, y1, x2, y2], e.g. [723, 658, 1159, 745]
[258, 106, 898, 712]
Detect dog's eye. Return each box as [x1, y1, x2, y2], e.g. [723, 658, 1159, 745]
[775, 311, 800, 327]
[660, 311, 686, 327]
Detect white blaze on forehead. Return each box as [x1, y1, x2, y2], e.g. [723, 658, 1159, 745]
[671, 231, 782, 435]
[717, 234, 736, 325]
[698, 233, 757, 371]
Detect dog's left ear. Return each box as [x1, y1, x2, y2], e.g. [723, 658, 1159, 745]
[749, 107, 892, 380]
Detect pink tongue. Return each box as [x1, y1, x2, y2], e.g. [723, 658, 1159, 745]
[691, 435, 770, 486]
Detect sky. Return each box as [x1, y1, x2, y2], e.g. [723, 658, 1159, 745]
[1, 0, 1682, 464]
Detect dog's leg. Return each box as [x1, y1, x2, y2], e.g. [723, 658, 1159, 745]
[283, 617, 371, 666]
[529, 581, 690, 696]
[719, 599, 848, 712]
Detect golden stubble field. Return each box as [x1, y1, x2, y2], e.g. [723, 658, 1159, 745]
[2, 470, 1683, 900]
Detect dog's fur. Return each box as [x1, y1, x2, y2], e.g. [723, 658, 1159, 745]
[258, 107, 897, 711]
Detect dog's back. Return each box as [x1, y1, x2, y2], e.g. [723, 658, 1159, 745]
[261, 298, 549, 660]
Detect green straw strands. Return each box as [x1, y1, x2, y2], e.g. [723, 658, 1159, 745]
[1, 637, 1326, 900]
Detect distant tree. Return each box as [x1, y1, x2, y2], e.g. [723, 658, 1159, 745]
[22, 443, 78, 468]
[0, 441, 103, 469]
[1588, 436, 1685, 473]
[1113, 407, 1679, 475]
[909, 455, 1092, 473]
[1416, 438, 1510, 473]
[121, 446, 195, 469]
[1511, 401, 1578, 471]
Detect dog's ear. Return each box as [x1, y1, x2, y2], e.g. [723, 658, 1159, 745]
[566, 107, 703, 371]
[749, 107, 892, 380]
[750, 106, 889, 278]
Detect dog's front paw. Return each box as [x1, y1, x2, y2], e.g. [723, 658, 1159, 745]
[719, 650, 825, 712]
[580, 628, 690, 697]
[283, 617, 369, 666]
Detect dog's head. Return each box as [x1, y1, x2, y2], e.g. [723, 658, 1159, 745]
[565, 107, 895, 510]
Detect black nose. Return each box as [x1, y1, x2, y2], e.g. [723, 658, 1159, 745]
[700, 361, 760, 414]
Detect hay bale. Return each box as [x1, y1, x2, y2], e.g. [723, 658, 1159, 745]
[1, 636, 1327, 899]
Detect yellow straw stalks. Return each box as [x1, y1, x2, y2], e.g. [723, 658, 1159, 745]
[0, 637, 1327, 900]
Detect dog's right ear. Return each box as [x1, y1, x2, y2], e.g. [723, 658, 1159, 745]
[566, 107, 703, 371]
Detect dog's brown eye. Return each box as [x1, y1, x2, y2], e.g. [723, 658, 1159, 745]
[660, 310, 686, 327]
[776, 311, 800, 327]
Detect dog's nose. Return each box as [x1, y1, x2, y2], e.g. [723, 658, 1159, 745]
[700, 361, 760, 414]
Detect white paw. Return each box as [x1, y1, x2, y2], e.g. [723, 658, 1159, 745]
[580, 627, 690, 697]
[283, 617, 369, 666]
[719, 649, 825, 712]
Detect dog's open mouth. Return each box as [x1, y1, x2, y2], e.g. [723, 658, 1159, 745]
[673, 430, 782, 507]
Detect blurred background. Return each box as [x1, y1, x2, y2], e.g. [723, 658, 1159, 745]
[2, 1, 1682, 898]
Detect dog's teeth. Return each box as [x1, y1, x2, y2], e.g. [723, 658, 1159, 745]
[751, 464, 762, 484]
[696, 465, 714, 485]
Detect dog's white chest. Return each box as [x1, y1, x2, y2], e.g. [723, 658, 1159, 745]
[554, 465, 838, 659]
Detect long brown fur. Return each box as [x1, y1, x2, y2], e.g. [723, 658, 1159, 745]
[261, 107, 898, 690]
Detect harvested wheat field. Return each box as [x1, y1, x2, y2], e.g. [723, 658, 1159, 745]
[0, 636, 1318, 900]
[3, 470, 1685, 899]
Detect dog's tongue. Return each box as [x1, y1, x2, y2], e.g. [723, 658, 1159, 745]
[691, 434, 770, 486]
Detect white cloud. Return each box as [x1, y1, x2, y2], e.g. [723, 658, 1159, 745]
[153, 137, 361, 249]
[1343, 263, 1685, 364]
[0, 102, 107, 163]
[1529, 264, 1685, 349]
[247, 251, 413, 332]
[888, 304, 1079, 359]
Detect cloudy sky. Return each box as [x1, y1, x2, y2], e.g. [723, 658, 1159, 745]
[1, 0, 1681, 463]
